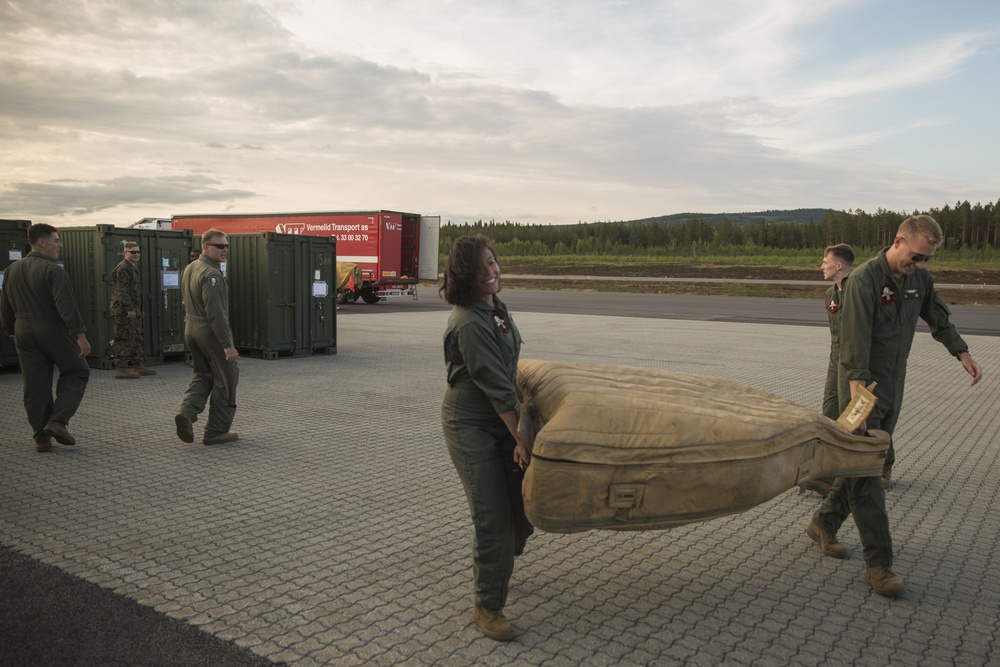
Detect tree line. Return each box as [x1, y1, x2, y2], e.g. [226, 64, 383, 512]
[439, 200, 999, 257]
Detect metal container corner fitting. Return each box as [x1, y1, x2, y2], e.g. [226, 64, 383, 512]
[58, 225, 194, 369]
[0, 219, 32, 368]
[226, 232, 337, 359]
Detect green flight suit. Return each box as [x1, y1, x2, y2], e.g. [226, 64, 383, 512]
[110, 258, 144, 368]
[813, 248, 969, 566]
[822, 281, 845, 421]
[178, 256, 238, 437]
[812, 281, 850, 511]
[441, 296, 533, 611]
[1, 251, 90, 445]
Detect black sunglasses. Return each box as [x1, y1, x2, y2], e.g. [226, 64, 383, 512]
[127, 250, 141, 255]
[900, 237, 934, 263]
[206, 243, 230, 249]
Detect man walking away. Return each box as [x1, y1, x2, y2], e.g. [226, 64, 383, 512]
[0, 223, 91, 452]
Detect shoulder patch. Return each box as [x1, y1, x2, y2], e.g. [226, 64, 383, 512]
[209, 276, 219, 287]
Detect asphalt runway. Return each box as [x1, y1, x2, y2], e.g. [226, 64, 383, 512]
[341, 288, 999, 337]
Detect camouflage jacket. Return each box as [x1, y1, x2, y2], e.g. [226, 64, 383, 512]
[111, 259, 141, 317]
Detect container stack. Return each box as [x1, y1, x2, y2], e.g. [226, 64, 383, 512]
[59, 225, 194, 369]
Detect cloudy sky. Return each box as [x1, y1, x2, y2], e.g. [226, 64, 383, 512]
[2, 0, 998, 228]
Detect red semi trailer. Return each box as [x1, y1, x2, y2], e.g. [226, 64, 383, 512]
[172, 211, 440, 303]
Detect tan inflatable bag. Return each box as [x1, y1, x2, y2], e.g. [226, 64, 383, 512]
[517, 360, 889, 533]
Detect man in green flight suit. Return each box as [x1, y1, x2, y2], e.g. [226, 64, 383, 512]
[802, 243, 854, 497]
[174, 229, 240, 446]
[806, 215, 983, 597]
[110, 241, 156, 379]
[0, 223, 91, 451]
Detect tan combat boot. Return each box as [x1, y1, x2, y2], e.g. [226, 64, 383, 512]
[203, 432, 239, 445]
[806, 520, 848, 558]
[115, 367, 140, 379]
[472, 604, 515, 641]
[134, 363, 157, 376]
[865, 565, 905, 597]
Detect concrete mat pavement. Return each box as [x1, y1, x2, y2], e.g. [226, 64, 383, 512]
[2, 309, 998, 666]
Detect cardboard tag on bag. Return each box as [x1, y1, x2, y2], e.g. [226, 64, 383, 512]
[837, 382, 878, 432]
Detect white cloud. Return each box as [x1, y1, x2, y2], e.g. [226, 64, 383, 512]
[0, 0, 997, 227]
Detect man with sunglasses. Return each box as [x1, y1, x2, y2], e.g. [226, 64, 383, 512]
[110, 241, 156, 379]
[175, 229, 240, 445]
[806, 215, 983, 597]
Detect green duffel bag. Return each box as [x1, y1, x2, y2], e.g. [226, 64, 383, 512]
[516, 359, 889, 533]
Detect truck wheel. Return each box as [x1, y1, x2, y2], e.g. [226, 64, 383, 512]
[361, 289, 381, 304]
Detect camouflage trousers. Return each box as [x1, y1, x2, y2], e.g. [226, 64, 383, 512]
[114, 316, 144, 368]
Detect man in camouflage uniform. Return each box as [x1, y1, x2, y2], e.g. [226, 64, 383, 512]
[110, 241, 155, 379]
[175, 229, 240, 446]
[0, 223, 91, 451]
[806, 215, 984, 597]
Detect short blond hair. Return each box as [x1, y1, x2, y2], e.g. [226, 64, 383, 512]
[201, 228, 226, 245]
[898, 215, 943, 248]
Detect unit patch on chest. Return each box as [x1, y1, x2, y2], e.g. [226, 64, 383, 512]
[880, 284, 896, 305]
[492, 311, 511, 334]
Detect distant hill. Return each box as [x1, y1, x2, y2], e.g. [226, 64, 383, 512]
[627, 208, 842, 227]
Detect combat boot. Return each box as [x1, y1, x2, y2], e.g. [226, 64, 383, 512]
[472, 604, 515, 641]
[134, 363, 157, 376]
[35, 437, 52, 453]
[115, 367, 141, 379]
[203, 432, 239, 445]
[43, 421, 76, 446]
[865, 565, 905, 597]
[806, 520, 848, 558]
[175, 413, 195, 443]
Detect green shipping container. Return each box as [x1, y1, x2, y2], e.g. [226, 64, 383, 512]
[225, 232, 337, 359]
[0, 219, 31, 369]
[59, 225, 194, 369]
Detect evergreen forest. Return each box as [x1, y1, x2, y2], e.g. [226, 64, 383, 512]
[439, 200, 999, 260]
